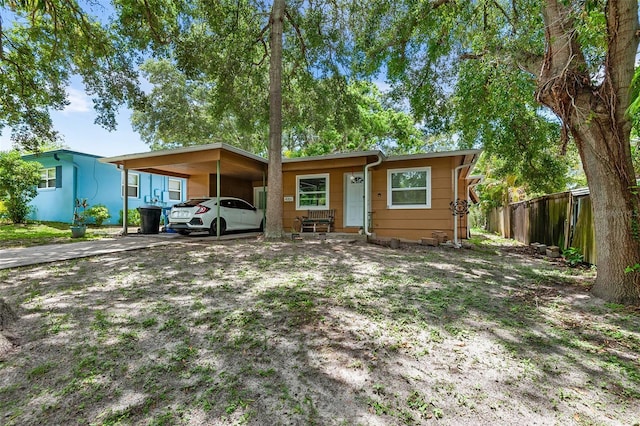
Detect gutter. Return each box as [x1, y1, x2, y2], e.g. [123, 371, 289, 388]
[364, 153, 383, 236]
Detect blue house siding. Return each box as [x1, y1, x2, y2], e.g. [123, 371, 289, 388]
[23, 150, 186, 225]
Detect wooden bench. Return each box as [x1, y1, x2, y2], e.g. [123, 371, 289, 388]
[299, 209, 335, 233]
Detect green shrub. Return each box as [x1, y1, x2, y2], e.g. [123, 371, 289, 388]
[562, 247, 584, 267]
[0, 151, 41, 223]
[118, 208, 141, 226]
[0, 200, 8, 222]
[86, 204, 111, 226]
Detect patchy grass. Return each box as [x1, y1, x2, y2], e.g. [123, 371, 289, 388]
[0, 234, 638, 425]
[0, 222, 115, 247]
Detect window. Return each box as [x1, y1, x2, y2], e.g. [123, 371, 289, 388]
[38, 167, 57, 189]
[387, 167, 431, 209]
[236, 199, 256, 210]
[168, 178, 182, 201]
[122, 172, 139, 198]
[296, 174, 329, 210]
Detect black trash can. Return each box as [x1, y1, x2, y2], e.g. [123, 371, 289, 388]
[138, 205, 162, 234]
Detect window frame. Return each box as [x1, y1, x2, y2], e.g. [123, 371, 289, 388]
[122, 172, 140, 198]
[38, 167, 56, 189]
[296, 173, 330, 210]
[387, 167, 432, 209]
[168, 178, 182, 201]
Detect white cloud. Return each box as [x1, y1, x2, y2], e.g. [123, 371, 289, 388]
[63, 87, 91, 114]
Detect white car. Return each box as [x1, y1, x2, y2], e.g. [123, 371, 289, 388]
[168, 197, 264, 236]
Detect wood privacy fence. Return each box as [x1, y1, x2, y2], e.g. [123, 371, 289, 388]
[486, 188, 596, 264]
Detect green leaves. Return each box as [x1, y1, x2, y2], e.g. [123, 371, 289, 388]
[1, 0, 143, 149]
[0, 150, 41, 223]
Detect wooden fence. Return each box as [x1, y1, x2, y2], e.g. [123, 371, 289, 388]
[486, 189, 596, 264]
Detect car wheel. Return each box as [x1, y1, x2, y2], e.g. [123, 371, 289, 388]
[178, 230, 190, 236]
[209, 219, 226, 236]
[259, 219, 264, 232]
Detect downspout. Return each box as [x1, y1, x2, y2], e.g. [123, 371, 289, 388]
[72, 160, 80, 221]
[466, 181, 481, 239]
[452, 162, 474, 247]
[122, 166, 128, 236]
[364, 153, 383, 236]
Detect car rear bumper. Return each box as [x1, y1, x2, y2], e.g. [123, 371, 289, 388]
[168, 223, 207, 231]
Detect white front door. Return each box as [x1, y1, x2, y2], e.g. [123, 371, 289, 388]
[344, 172, 364, 227]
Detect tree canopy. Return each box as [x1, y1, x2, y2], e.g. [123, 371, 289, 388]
[0, 0, 143, 150]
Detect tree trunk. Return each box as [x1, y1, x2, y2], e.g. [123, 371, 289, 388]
[537, 0, 640, 304]
[265, 0, 286, 239]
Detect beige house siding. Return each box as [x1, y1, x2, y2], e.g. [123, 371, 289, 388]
[369, 157, 458, 240]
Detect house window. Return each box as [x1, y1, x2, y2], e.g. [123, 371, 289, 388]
[387, 167, 431, 209]
[168, 178, 182, 201]
[122, 172, 140, 198]
[38, 167, 56, 189]
[296, 174, 329, 210]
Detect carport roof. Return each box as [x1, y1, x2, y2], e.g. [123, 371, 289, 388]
[100, 143, 268, 181]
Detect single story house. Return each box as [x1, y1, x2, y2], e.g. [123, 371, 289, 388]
[23, 149, 187, 225]
[100, 143, 481, 243]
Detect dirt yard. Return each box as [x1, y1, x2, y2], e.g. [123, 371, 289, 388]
[0, 234, 638, 425]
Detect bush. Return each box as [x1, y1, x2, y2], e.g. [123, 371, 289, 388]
[0, 151, 41, 223]
[118, 208, 141, 226]
[86, 204, 111, 226]
[563, 247, 584, 267]
[0, 200, 8, 222]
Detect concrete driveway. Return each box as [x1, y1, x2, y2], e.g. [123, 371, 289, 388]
[0, 232, 262, 270]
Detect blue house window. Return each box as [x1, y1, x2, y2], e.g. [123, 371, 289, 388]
[38, 167, 57, 189]
[168, 178, 182, 201]
[122, 173, 140, 198]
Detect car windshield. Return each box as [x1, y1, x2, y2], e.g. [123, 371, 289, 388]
[177, 198, 211, 207]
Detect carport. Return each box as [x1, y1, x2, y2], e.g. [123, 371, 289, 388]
[100, 143, 268, 236]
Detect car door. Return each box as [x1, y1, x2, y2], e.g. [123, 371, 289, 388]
[235, 199, 260, 229]
[219, 199, 240, 230]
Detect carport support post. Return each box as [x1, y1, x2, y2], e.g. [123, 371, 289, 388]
[123, 167, 128, 236]
[216, 160, 221, 239]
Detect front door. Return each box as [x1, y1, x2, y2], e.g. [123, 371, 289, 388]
[344, 172, 364, 227]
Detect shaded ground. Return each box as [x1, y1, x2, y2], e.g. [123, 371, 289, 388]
[0, 234, 638, 425]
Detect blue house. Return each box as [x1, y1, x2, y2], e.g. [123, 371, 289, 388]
[23, 149, 186, 225]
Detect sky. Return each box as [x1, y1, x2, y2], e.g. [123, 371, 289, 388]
[0, 86, 151, 158]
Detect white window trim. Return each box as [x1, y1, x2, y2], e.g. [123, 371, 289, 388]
[122, 172, 140, 198]
[168, 178, 182, 201]
[39, 167, 56, 189]
[296, 173, 330, 210]
[387, 167, 431, 209]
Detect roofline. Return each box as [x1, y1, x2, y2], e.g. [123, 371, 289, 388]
[283, 150, 384, 163]
[22, 149, 103, 160]
[99, 143, 268, 165]
[98, 144, 482, 167]
[385, 148, 483, 162]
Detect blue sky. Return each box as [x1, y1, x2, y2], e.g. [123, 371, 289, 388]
[0, 86, 150, 158]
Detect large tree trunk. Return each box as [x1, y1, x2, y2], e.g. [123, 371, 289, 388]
[537, 0, 640, 304]
[265, 0, 286, 239]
